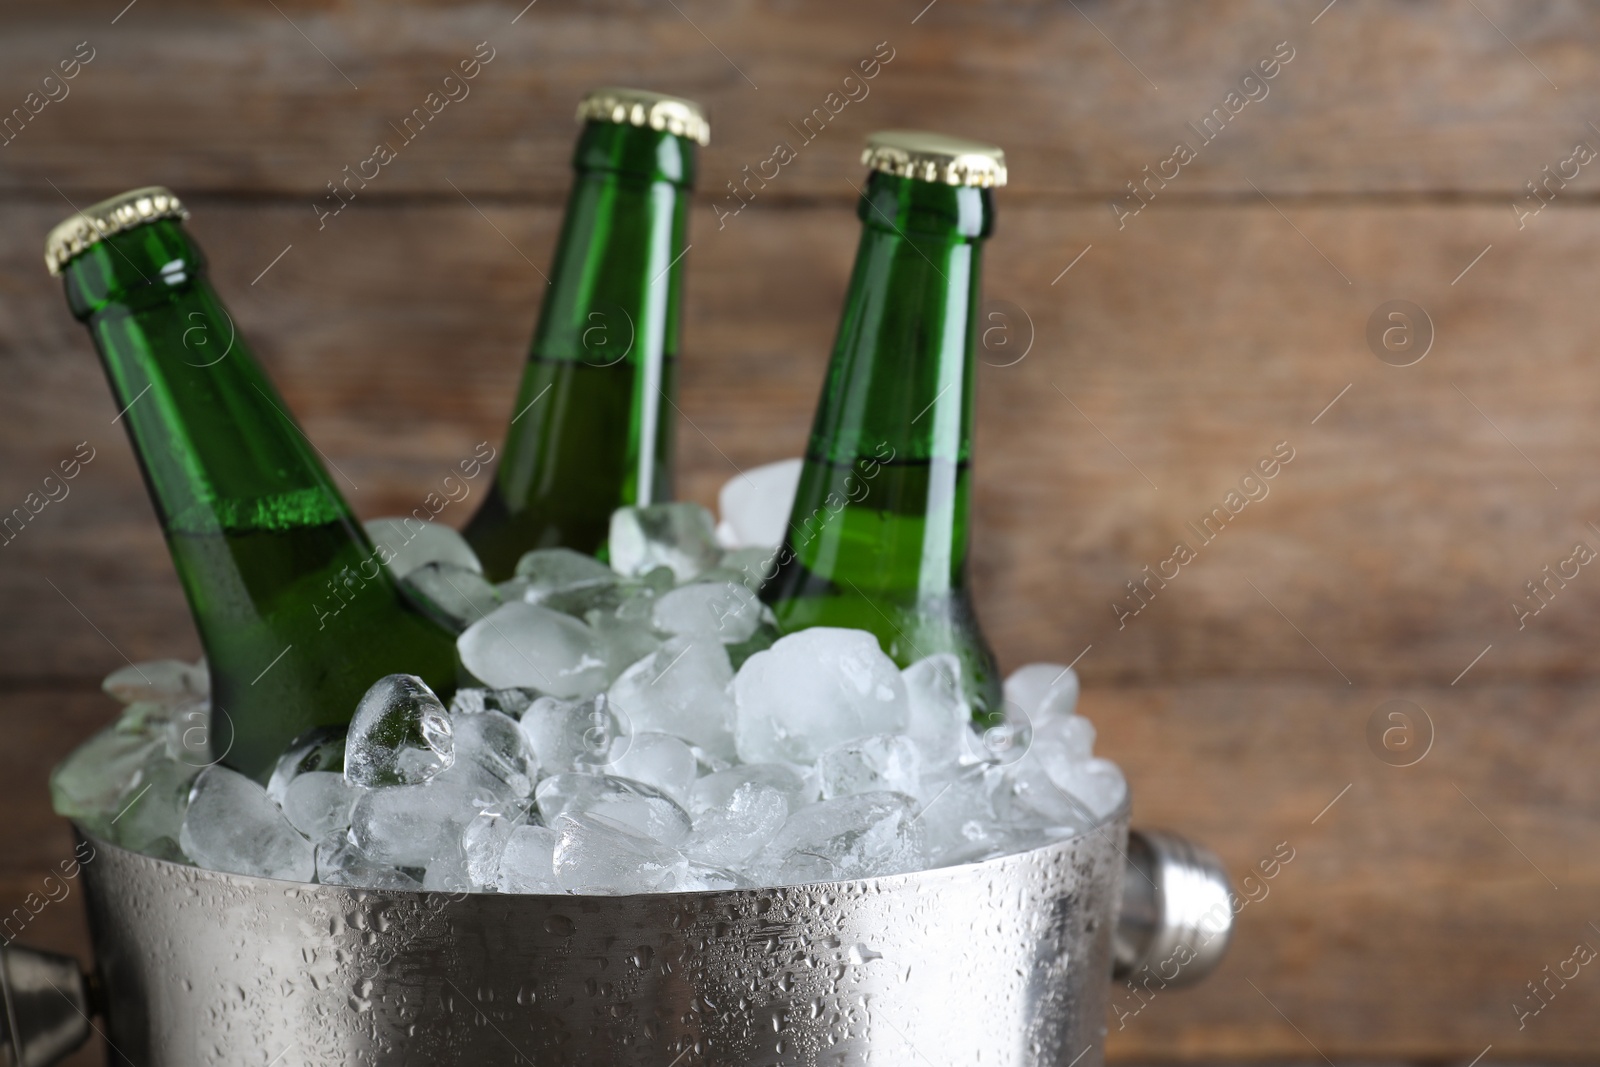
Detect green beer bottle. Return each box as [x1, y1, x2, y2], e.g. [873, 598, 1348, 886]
[760, 132, 1006, 717]
[48, 188, 458, 779]
[464, 87, 707, 578]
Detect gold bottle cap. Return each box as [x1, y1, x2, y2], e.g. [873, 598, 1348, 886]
[576, 87, 710, 146]
[44, 186, 189, 275]
[862, 130, 1007, 188]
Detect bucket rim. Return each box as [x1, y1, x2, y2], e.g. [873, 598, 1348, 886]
[71, 795, 1132, 903]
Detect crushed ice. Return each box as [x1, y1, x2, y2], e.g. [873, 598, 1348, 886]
[52, 474, 1125, 893]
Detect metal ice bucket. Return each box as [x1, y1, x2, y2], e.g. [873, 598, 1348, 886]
[1, 808, 1231, 1066]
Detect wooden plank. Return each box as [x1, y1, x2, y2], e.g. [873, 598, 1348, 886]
[1095, 681, 1600, 1059]
[3, 682, 1595, 1062]
[0, 0, 1597, 199]
[3, 200, 1599, 686]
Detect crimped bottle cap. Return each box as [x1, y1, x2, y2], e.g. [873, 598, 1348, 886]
[862, 130, 1007, 188]
[577, 87, 709, 146]
[45, 186, 189, 276]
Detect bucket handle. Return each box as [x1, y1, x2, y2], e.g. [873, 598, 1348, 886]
[0, 944, 93, 1067]
[1113, 828, 1235, 988]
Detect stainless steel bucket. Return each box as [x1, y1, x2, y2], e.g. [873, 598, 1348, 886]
[1, 811, 1231, 1066]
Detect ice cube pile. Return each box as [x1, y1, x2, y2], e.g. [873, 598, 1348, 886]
[52, 461, 1125, 894]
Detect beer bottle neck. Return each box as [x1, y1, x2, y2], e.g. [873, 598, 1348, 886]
[468, 121, 696, 574]
[810, 170, 992, 488]
[529, 120, 693, 370]
[61, 219, 353, 537]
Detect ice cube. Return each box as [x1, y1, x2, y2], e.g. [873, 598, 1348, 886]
[911, 762, 1023, 863]
[930, 823, 1070, 869]
[999, 702, 1095, 828]
[678, 861, 755, 892]
[400, 562, 501, 631]
[752, 792, 926, 885]
[551, 812, 690, 894]
[689, 763, 814, 816]
[495, 575, 532, 602]
[603, 731, 697, 804]
[449, 686, 541, 719]
[1003, 663, 1080, 721]
[498, 824, 562, 893]
[265, 725, 347, 805]
[281, 771, 364, 839]
[519, 695, 626, 774]
[514, 547, 617, 599]
[585, 604, 664, 677]
[108, 757, 197, 859]
[178, 766, 315, 881]
[687, 742, 734, 778]
[52, 698, 209, 854]
[315, 836, 423, 890]
[347, 780, 479, 869]
[700, 546, 779, 591]
[364, 517, 482, 579]
[1045, 757, 1127, 822]
[817, 734, 926, 801]
[1031, 713, 1097, 769]
[50, 711, 170, 834]
[102, 659, 208, 708]
[458, 602, 609, 697]
[536, 572, 655, 620]
[1005, 760, 1096, 833]
[461, 803, 531, 889]
[683, 782, 788, 867]
[344, 675, 455, 787]
[902, 654, 972, 757]
[607, 636, 737, 758]
[535, 773, 692, 846]
[608, 503, 720, 581]
[714, 458, 803, 550]
[423, 845, 472, 892]
[437, 709, 535, 802]
[734, 628, 908, 765]
[651, 581, 764, 644]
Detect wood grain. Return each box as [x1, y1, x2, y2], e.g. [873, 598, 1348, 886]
[1, 1, 1598, 201]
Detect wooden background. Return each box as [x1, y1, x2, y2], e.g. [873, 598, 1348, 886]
[3, 0, 1598, 1061]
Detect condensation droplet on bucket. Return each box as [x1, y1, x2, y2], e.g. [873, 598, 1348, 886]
[847, 943, 881, 965]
